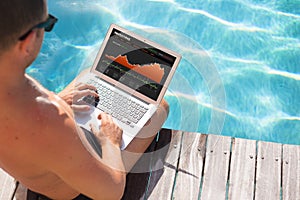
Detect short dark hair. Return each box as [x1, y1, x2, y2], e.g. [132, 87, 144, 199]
[0, 0, 46, 52]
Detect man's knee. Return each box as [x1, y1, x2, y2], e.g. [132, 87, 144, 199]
[160, 99, 169, 117]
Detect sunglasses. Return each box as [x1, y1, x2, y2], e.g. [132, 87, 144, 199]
[19, 14, 58, 41]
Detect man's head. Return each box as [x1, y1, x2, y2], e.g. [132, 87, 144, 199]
[0, 0, 47, 54]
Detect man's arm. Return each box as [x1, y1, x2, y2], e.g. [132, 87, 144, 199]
[37, 99, 126, 199]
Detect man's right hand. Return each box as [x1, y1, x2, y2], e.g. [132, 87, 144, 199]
[89, 113, 125, 173]
[90, 113, 123, 149]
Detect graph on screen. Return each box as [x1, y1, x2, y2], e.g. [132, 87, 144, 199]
[105, 54, 165, 83]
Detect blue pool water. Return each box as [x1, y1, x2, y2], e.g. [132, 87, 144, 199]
[27, 0, 300, 145]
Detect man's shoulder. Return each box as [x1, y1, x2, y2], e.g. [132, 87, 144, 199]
[21, 75, 78, 144]
[25, 74, 74, 119]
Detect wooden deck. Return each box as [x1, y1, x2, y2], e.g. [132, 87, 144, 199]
[122, 130, 300, 200]
[1, 129, 300, 200]
[0, 168, 16, 199]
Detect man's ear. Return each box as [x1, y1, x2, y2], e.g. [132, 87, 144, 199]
[17, 31, 37, 56]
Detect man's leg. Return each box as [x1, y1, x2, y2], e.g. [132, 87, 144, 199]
[121, 100, 169, 172]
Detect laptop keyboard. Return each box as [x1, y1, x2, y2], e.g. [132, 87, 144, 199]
[83, 79, 149, 126]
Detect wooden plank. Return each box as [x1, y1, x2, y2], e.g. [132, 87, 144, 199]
[147, 130, 183, 200]
[0, 168, 16, 200]
[200, 134, 232, 200]
[172, 132, 206, 199]
[282, 144, 300, 200]
[228, 138, 256, 200]
[13, 182, 27, 200]
[173, 132, 206, 198]
[255, 141, 282, 200]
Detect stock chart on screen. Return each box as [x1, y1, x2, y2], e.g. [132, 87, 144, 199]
[95, 28, 175, 100]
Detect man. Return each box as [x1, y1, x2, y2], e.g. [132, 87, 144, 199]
[0, 0, 169, 199]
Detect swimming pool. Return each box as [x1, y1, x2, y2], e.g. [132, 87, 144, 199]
[27, 0, 300, 145]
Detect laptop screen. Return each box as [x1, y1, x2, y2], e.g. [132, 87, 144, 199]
[95, 28, 177, 101]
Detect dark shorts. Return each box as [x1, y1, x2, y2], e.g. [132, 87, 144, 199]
[27, 189, 92, 200]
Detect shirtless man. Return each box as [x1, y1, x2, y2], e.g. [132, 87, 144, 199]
[0, 0, 169, 199]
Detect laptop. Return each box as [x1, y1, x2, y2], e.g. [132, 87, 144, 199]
[75, 24, 181, 150]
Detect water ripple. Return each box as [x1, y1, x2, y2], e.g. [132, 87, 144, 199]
[179, 6, 269, 32]
[267, 68, 300, 81]
[238, 0, 300, 19]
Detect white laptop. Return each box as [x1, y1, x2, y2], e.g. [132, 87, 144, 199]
[75, 24, 181, 150]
